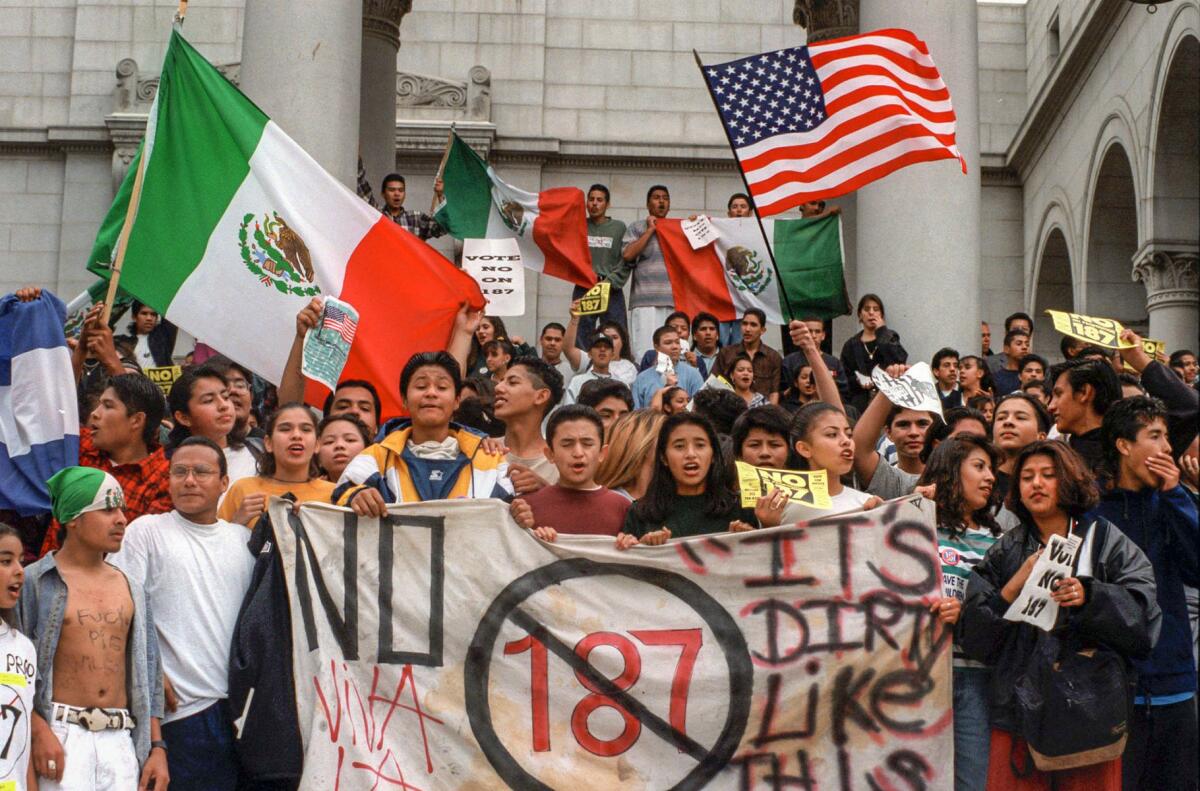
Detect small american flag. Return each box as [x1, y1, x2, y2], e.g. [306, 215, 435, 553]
[322, 303, 358, 344]
[699, 29, 964, 216]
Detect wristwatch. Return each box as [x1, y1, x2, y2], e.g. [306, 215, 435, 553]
[151, 740, 168, 753]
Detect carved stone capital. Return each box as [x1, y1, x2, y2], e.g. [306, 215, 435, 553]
[1132, 244, 1200, 310]
[793, 0, 859, 42]
[396, 66, 491, 121]
[363, 0, 412, 49]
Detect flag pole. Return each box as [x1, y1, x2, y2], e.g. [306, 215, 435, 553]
[100, 132, 148, 325]
[436, 122, 456, 181]
[691, 49, 796, 322]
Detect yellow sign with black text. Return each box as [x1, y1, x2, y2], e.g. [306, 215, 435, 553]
[145, 365, 183, 396]
[1045, 310, 1137, 349]
[735, 461, 832, 510]
[575, 281, 611, 316]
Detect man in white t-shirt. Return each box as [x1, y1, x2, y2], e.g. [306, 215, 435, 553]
[110, 436, 255, 791]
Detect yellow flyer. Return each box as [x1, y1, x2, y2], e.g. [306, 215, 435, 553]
[575, 281, 611, 316]
[1045, 309, 1137, 349]
[144, 365, 183, 396]
[735, 461, 831, 510]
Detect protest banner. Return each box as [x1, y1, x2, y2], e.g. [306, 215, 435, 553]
[1004, 532, 1082, 631]
[462, 238, 526, 316]
[575, 281, 611, 316]
[734, 461, 831, 511]
[1045, 309, 1137, 350]
[144, 365, 183, 397]
[269, 496, 952, 790]
[871, 362, 943, 418]
[301, 297, 359, 392]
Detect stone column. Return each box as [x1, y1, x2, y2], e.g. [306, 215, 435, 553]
[1133, 247, 1199, 353]
[360, 0, 411, 195]
[239, 0, 363, 187]
[854, 1, 981, 363]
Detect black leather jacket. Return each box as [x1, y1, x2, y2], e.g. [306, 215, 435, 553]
[961, 517, 1161, 733]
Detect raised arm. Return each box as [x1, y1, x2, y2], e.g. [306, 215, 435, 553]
[562, 298, 584, 371]
[448, 302, 483, 378]
[788, 321, 844, 412]
[277, 298, 322, 404]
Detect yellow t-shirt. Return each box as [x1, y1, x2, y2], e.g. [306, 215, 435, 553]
[217, 476, 336, 528]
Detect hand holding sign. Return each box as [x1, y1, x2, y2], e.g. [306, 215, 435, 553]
[1003, 533, 1082, 631]
[871, 361, 943, 418]
[680, 215, 721, 250]
[575, 281, 611, 316]
[1045, 309, 1137, 350]
[302, 296, 358, 392]
[735, 461, 831, 510]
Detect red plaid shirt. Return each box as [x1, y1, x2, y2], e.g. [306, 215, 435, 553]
[39, 427, 171, 556]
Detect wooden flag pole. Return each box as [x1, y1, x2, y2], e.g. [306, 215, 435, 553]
[691, 49, 797, 322]
[100, 127, 148, 325]
[436, 122, 456, 181]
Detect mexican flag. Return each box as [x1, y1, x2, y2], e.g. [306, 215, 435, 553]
[434, 133, 595, 289]
[87, 30, 483, 418]
[656, 215, 850, 323]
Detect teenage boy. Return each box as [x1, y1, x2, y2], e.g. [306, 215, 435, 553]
[991, 329, 1031, 396]
[574, 184, 630, 349]
[732, 405, 794, 469]
[931, 347, 963, 410]
[538, 321, 582, 390]
[564, 334, 616, 405]
[378, 172, 446, 240]
[509, 405, 632, 539]
[987, 311, 1034, 375]
[1047, 357, 1121, 473]
[632, 326, 703, 408]
[1095, 397, 1199, 791]
[853, 386, 936, 498]
[782, 317, 849, 403]
[691, 312, 722, 377]
[41, 373, 171, 557]
[495, 357, 565, 492]
[710, 309, 783, 403]
[622, 184, 673, 354]
[110, 436, 254, 790]
[1017, 353, 1048, 386]
[21, 467, 167, 790]
[577, 379, 634, 438]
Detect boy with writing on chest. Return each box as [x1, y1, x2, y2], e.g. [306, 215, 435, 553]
[18, 467, 167, 790]
[510, 405, 631, 541]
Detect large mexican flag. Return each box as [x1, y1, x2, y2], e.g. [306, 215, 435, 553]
[88, 30, 483, 417]
[434, 133, 596, 289]
[656, 215, 850, 323]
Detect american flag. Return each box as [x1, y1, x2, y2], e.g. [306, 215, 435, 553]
[322, 303, 358, 344]
[699, 29, 965, 216]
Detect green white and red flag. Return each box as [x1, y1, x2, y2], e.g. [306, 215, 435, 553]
[434, 133, 596, 289]
[87, 30, 483, 418]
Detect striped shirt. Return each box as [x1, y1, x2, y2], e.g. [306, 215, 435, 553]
[623, 219, 674, 309]
[938, 526, 998, 668]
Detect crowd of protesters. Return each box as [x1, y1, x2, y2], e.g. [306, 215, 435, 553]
[0, 177, 1196, 791]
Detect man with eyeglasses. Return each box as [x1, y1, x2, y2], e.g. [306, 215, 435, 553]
[110, 436, 254, 790]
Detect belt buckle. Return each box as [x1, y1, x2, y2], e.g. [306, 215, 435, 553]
[77, 707, 110, 732]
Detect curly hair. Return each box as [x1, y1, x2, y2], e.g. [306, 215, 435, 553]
[918, 435, 1001, 536]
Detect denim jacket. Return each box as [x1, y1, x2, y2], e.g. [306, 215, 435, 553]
[16, 553, 164, 765]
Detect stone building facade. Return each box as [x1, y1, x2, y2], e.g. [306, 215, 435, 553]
[0, 0, 1195, 360]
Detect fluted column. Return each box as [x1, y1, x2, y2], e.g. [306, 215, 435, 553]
[360, 0, 412, 196]
[1133, 245, 1199, 353]
[240, 0, 363, 186]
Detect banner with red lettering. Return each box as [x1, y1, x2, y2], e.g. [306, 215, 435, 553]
[269, 496, 951, 790]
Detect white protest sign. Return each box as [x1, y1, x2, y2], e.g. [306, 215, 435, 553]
[1004, 532, 1082, 631]
[681, 215, 721, 250]
[871, 362, 944, 418]
[655, 351, 675, 376]
[462, 238, 525, 316]
[268, 496, 952, 790]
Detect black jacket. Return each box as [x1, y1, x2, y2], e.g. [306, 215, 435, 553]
[839, 326, 907, 412]
[1140, 360, 1199, 461]
[227, 513, 303, 784]
[961, 517, 1161, 733]
[115, 318, 178, 368]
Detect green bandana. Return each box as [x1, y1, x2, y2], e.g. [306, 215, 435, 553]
[46, 466, 125, 525]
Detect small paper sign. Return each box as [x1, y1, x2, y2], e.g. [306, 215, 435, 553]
[871, 362, 943, 418]
[655, 351, 675, 376]
[1004, 532, 1082, 631]
[302, 297, 358, 392]
[701, 374, 733, 391]
[735, 461, 831, 510]
[576, 281, 611, 316]
[145, 365, 183, 397]
[462, 238, 526, 316]
[1045, 309, 1137, 349]
[681, 215, 721, 250]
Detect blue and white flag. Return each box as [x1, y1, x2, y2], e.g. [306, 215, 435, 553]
[0, 292, 80, 515]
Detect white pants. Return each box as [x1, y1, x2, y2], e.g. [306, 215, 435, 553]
[629, 306, 672, 360]
[40, 722, 138, 791]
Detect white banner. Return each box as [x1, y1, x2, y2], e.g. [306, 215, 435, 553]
[270, 496, 951, 790]
[462, 238, 526, 316]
